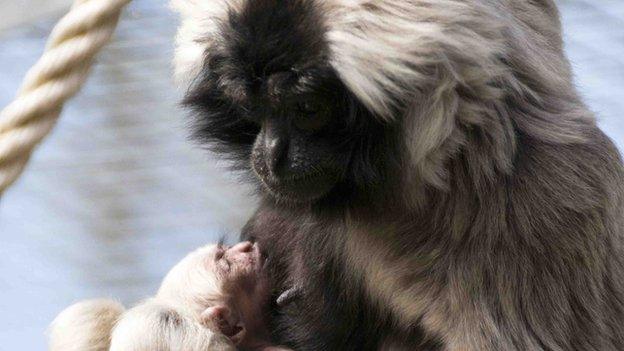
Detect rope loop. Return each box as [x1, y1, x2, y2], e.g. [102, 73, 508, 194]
[0, 0, 132, 194]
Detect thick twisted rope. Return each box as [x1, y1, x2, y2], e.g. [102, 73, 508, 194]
[0, 0, 132, 195]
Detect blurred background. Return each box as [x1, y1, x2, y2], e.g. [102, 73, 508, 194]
[0, 0, 622, 349]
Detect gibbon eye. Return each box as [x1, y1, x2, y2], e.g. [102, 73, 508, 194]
[297, 101, 320, 115]
[294, 101, 329, 132]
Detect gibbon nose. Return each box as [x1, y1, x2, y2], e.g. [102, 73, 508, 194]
[230, 241, 254, 254]
[263, 120, 288, 177]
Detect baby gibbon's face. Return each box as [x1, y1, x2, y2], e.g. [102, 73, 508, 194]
[212, 242, 264, 285]
[157, 241, 266, 316]
[109, 243, 268, 351]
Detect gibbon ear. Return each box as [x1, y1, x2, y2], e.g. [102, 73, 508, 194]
[200, 305, 246, 345]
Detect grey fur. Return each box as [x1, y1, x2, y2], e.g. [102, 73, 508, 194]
[172, 0, 624, 349]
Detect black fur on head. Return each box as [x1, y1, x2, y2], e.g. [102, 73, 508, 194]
[184, 0, 402, 207]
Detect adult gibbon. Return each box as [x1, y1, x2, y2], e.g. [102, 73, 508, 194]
[171, 0, 624, 350]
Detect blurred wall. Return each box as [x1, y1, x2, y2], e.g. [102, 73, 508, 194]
[0, 0, 72, 32]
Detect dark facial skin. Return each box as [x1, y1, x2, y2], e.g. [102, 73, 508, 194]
[248, 78, 352, 204]
[185, 65, 398, 207]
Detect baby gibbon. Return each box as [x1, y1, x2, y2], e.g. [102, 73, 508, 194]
[49, 242, 289, 351]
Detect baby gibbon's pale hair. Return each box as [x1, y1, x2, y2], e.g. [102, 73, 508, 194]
[110, 299, 235, 351]
[49, 299, 236, 351]
[48, 299, 124, 351]
[48, 245, 239, 351]
[156, 245, 225, 318]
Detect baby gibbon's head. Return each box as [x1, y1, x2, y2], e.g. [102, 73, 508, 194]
[156, 241, 268, 342]
[50, 242, 269, 351]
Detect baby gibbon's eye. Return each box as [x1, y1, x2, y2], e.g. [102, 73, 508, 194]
[219, 257, 231, 273]
[214, 248, 225, 261]
[213, 246, 231, 274]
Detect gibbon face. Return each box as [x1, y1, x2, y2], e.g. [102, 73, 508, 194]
[183, 0, 397, 204]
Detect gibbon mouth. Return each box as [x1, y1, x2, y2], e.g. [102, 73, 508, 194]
[258, 171, 338, 203]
